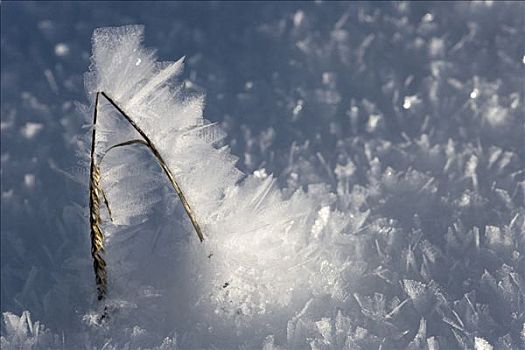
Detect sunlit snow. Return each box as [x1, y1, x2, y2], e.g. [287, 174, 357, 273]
[1, 2, 524, 349]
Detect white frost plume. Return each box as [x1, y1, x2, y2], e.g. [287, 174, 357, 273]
[82, 25, 362, 344]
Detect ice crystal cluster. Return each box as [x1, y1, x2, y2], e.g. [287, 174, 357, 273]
[1, 2, 524, 349]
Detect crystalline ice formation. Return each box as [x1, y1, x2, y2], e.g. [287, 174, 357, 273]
[0, 312, 60, 349]
[82, 25, 361, 346]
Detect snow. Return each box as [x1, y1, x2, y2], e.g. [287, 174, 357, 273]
[53, 43, 69, 57]
[20, 123, 43, 140]
[2, 2, 525, 349]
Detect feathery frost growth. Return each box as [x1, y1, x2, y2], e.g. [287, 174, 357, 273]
[80, 25, 362, 347]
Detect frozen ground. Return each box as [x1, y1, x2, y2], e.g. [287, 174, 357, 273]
[1, 2, 524, 349]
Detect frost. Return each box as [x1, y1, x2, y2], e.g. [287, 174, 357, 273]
[66, 24, 374, 347]
[23, 174, 35, 188]
[53, 43, 69, 57]
[2, 2, 524, 349]
[474, 337, 493, 350]
[1, 312, 61, 349]
[20, 122, 43, 139]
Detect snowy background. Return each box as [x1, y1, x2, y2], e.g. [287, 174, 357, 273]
[1, 1, 524, 349]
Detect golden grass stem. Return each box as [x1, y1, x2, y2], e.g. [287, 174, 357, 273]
[89, 92, 107, 300]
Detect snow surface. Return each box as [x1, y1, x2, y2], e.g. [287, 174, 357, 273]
[1, 2, 524, 349]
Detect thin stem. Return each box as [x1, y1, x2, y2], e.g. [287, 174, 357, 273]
[99, 92, 204, 242]
[100, 139, 149, 162]
[101, 189, 113, 222]
[98, 139, 149, 224]
[89, 92, 108, 301]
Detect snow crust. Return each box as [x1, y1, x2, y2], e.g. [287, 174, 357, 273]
[2, 2, 524, 349]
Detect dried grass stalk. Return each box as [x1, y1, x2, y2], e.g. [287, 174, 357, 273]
[90, 165, 107, 300]
[89, 92, 107, 300]
[89, 92, 204, 301]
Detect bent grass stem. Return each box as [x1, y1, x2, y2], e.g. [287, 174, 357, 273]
[89, 91, 204, 301]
